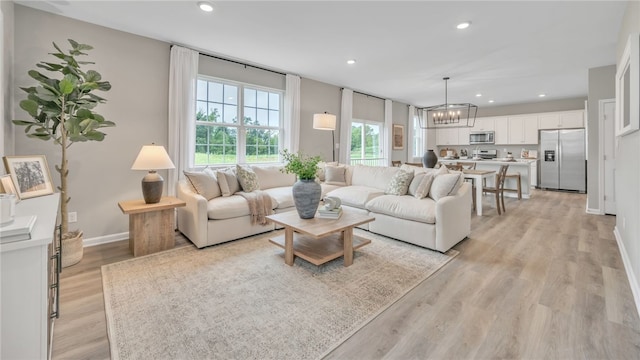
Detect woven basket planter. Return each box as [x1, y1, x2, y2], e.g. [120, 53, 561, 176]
[62, 230, 83, 268]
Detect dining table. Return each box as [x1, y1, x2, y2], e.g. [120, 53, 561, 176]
[462, 169, 496, 216]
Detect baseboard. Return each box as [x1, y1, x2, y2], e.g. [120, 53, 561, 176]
[83, 232, 129, 247]
[585, 207, 603, 215]
[613, 226, 640, 318]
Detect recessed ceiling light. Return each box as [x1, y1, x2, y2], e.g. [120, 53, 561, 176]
[198, 1, 214, 12]
[488, 100, 495, 103]
[456, 21, 471, 30]
[475, 93, 482, 97]
[347, 59, 356, 65]
[538, 93, 546, 98]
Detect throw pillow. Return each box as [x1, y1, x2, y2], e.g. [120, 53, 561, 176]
[183, 169, 221, 200]
[429, 173, 462, 201]
[236, 164, 260, 192]
[325, 165, 347, 186]
[413, 172, 435, 199]
[216, 168, 241, 197]
[385, 169, 414, 196]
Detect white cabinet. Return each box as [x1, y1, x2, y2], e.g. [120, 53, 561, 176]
[473, 117, 496, 131]
[538, 110, 584, 129]
[494, 117, 509, 144]
[436, 127, 459, 146]
[458, 127, 470, 145]
[530, 161, 538, 187]
[1, 194, 60, 360]
[508, 115, 538, 144]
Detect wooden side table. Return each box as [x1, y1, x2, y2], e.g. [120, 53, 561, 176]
[118, 196, 186, 257]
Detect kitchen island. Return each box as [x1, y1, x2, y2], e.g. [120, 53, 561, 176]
[440, 159, 536, 199]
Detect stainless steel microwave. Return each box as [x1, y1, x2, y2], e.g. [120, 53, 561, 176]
[469, 131, 495, 145]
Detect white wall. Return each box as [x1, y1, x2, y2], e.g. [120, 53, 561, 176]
[614, 0, 640, 312]
[1, 1, 13, 161]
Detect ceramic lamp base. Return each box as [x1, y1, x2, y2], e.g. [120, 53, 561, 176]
[141, 171, 164, 204]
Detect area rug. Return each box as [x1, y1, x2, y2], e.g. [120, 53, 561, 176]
[102, 229, 458, 360]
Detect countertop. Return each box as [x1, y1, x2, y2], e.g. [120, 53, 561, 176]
[440, 158, 537, 166]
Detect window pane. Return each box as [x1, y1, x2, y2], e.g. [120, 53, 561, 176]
[365, 124, 380, 158]
[245, 129, 279, 163]
[244, 88, 256, 107]
[223, 104, 237, 124]
[208, 103, 222, 122]
[197, 80, 207, 101]
[257, 90, 268, 108]
[351, 123, 363, 159]
[224, 84, 237, 105]
[257, 109, 268, 126]
[269, 93, 280, 110]
[269, 110, 279, 127]
[244, 107, 256, 125]
[196, 101, 208, 120]
[201, 125, 237, 165]
[208, 82, 223, 103]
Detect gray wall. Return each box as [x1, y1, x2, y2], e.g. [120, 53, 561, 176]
[391, 101, 409, 163]
[12, 5, 170, 239]
[299, 77, 341, 162]
[614, 0, 640, 306]
[587, 65, 616, 211]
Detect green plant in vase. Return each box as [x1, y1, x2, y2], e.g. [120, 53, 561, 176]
[280, 149, 322, 218]
[13, 39, 113, 266]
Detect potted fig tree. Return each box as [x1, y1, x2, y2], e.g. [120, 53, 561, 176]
[13, 39, 113, 267]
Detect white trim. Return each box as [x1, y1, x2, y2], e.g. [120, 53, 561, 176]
[585, 207, 603, 215]
[83, 232, 129, 247]
[598, 98, 616, 216]
[384, 99, 393, 166]
[613, 226, 640, 318]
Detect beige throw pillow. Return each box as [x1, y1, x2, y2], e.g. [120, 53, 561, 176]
[429, 173, 462, 201]
[236, 164, 260, 192]
[216, 168, 241, 197]
[384, 169, 414, 195]
[183, 169, 221, 200]
[325, 165, 347, 185]
[413, 172, 435, 199]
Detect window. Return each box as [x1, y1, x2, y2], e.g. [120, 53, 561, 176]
[350, 120, 384, 166]
[195, 77, 283, 166]
[412, 114, 425, 158]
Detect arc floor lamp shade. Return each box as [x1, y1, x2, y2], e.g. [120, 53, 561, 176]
[131, 144, 175, 204]
[313, 112, 337, 161]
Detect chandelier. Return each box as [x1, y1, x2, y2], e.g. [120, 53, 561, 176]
[419, 77, 478, 129]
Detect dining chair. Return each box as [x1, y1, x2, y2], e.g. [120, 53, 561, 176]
[444, 163, 463, 171]
[404, 162, 424, 167]
[457, 162, 476, 170]
[503, 173, 522, 200]
[482, 165, 509, 215]
[391, 160, 402, 167]
[458, 162, 477, 210]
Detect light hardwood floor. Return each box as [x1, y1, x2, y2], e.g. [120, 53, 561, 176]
[52, 190, 640, 359]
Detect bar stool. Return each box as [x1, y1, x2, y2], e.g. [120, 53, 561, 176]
[503, 173, 522, 200]
[483, 165, 509, 215]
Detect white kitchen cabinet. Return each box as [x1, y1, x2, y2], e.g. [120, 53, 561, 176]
[436, 127, 459, 146]
[508, 115, 538, 144]
[538, 110, 584, 129]
[1, 194, 60, 360]
[458, 127, 470, 145]
[473, 117, 496, 131]
[530, 161, 538, 187]
[494, 117, 509, 144]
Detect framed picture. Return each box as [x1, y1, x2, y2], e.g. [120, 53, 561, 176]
[615, 32, 639, 137]
[0, 175, 20, 202]
[393, 124, 404, 150]
[3, 155, 54, 200]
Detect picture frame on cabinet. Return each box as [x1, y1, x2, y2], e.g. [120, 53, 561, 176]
[393, 124, 404, 150]
[0, 175, 20, 202]
[3, 155, 54, 200]
[615, 32, 639, 137]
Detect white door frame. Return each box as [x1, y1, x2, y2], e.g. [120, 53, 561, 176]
[598, 98, 616, 215]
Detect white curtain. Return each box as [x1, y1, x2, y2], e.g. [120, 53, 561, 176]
[339, 89, 353, 164]
[383, 99, 393, 166]
[168, 45, 199, 196]
[407, 105, 416, 162]
[283, 74, 301, 153]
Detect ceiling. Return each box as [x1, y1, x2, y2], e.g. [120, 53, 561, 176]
[15, 1, 627, 108]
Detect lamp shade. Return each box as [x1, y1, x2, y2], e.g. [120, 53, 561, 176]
[131, 145, 175, 170]
[313, 113, 337, 131]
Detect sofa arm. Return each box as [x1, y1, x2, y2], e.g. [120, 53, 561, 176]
[435, 182, 472, 252]
[176, 180, 209, 248]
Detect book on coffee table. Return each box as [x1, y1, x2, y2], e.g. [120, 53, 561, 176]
[317, 207, 342, 219]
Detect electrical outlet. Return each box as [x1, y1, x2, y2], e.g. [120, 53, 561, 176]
[68, 212, 77, 223]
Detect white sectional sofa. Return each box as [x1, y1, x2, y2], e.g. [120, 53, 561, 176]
[176, 164, 472, 252]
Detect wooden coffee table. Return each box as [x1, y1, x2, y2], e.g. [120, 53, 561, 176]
[266, 209, 375, 267]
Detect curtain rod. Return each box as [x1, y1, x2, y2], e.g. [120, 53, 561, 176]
[171, 44, 287, 76]
[342, 88, 386, 101]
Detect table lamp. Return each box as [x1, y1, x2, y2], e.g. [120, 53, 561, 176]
[313, 112, 337, 161]
[131, 144, 175, 204]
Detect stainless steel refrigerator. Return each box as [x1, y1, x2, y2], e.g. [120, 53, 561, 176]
[538, 129, 586, 192]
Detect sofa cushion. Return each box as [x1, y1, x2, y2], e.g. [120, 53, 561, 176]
[207, 195, 251, 219]
[385, 169, 414, 195]
[183, 168, 221, 200]
[326, 185, 384, 209]
[366, 195, 437, 224]
[401, 163, 429, 174]
[216, 168, 241, 197]
[429, 171, 463, 201]
[236, 164, 260, 192]
[321, 183, 342, 197]
[316, 161, 338, 182]
[351, 165, 400, 190]
[325, 165, 347, 185]
[262, 186, 294, 209]
[252, 165, 296, 190]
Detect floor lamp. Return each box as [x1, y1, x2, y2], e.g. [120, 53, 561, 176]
[313, 112, 337, 162]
